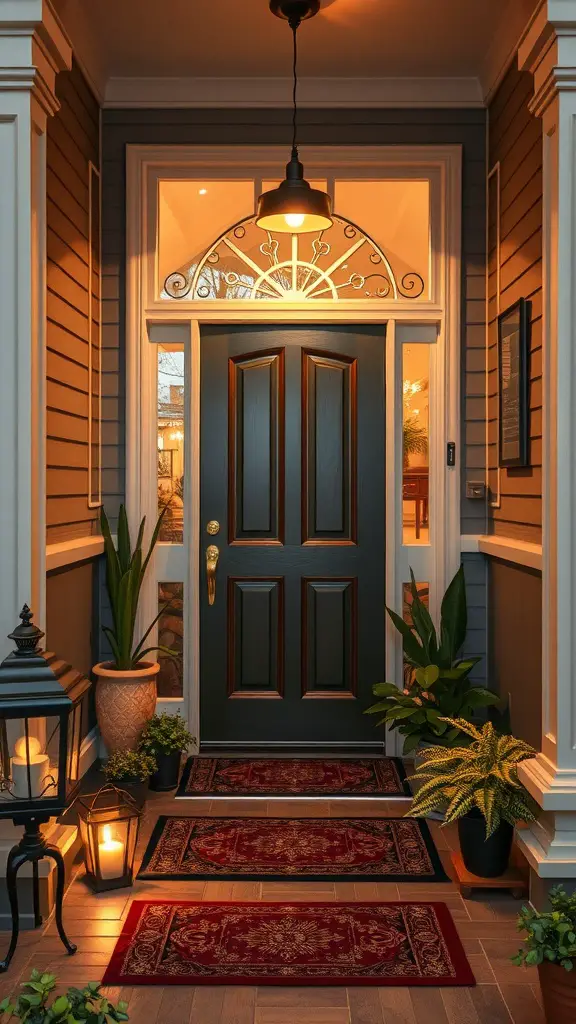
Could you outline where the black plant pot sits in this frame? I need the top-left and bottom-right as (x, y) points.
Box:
(116, 779), (149, 809)
(150, 751), (182, 792)
(458, 809), (514, 878)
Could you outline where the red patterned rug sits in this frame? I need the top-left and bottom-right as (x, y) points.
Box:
(176, 757), (410, 797)
(103, 900), (474, 986)
(138, 816), (448, 882)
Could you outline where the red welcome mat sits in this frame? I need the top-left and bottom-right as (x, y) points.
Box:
(176, 757), (410, 798)
(103, 900), (474, 987)
(138, 816), (448, 882)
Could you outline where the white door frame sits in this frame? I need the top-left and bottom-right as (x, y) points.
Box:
(125, 144), (462, 753)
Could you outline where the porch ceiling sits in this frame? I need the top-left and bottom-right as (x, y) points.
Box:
(52, 0), (538, 106)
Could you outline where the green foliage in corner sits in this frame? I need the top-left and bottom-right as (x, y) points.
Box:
(0, 970), (129, 1023)
(513, 886), (576, 972)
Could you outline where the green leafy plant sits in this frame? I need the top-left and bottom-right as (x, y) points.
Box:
(0, 970), (129, 1022)
(365, 566), (500, 753)
(100, 504), (175, 670)
(103, 749), (157, 784)
(403, 415), (428, 467)
(513, 886), (576, 972)
(408, 718), (539, 836)
(138, 711), (195, 756)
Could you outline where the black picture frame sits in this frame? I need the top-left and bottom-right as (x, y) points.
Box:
(498, 298), (530, 468)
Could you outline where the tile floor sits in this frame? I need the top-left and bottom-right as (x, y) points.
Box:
(0, 789), (544, 1024)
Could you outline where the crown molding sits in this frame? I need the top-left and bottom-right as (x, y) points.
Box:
(103, 75), (484, 109)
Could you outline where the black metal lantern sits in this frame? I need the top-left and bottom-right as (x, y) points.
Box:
(0, 605), (91, 972)
(76, 785), (141, 892)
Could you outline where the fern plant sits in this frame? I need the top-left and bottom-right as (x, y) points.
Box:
(365, 566), (500, 753)
(408, 718), (539, 837)
(100, 504), (175, 670)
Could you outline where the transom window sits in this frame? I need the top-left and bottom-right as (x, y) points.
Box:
(156, 176), (431, 303)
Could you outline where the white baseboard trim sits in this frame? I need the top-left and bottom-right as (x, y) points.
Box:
(79, 726), (100, 777)
(460, 534), (542, 570)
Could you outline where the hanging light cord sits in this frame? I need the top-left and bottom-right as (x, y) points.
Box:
(290, 16), (300, 156)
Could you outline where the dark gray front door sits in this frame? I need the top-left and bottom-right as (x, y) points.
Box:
(200, 325), (385, 748)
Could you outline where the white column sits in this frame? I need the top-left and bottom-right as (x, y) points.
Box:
(517, 1), (576, 877)
(0, 1), (71, 653)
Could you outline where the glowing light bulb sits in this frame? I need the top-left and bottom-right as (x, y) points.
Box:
(284, 213), (305, 228)
(14, 735), (41, 760)
(198, 188), (207, 195)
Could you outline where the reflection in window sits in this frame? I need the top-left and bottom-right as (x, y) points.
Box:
(334, 180), (430, 299)
(157, 344), (184, 543)
(157, 180), (255, 296)
(402, 581), (430, 688)
(402, 344), (430, 545)
(158, 582), (184, 698)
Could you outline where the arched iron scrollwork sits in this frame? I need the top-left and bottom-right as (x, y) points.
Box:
(163, 214), (425, 302)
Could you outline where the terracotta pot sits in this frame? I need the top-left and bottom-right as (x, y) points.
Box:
(94, 661), (159, 753)
(538, 960), (576, 1023)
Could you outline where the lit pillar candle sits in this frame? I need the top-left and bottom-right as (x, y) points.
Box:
(98, 825), (125, 879)
(10, 736), (50, 799)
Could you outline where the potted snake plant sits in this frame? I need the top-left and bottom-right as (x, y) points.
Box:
(408, 718), (539, 877)
(94, 504), (175, 753)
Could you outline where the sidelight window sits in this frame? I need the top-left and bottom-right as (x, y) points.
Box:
(157, 344), (185, 543)
(402, 343), (430, 545)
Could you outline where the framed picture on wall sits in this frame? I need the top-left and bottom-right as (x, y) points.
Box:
(498, 298), (530, 468)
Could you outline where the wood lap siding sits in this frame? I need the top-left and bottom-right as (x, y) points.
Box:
(47, 61), (101, 543)
(487, 64), (543, 543)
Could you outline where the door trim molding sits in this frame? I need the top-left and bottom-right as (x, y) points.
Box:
(125, 144), (463, 754)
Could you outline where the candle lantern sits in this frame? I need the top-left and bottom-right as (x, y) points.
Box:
(0, 605), (91, 972)
(76, 785), (141, 892)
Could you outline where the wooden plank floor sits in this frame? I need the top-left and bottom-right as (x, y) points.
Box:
(0, 790), (543, 1024)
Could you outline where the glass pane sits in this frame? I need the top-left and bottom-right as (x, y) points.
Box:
(334, 180), (430, 299)
(8, 718), (60, 800)
(158, 179), (255, 296)
(158, 582), (184, 698)
(402, 582), (429, 689)
(402, 343), (430, 545)
(157, 344), (184, 543)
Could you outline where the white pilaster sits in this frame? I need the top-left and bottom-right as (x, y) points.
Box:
(517, 0), (576, 876)
(0, 1), (71, 652)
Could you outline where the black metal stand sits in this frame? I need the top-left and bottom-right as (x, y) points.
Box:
(0, 817), (77, 972)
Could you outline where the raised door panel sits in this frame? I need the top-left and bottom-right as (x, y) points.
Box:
(302, 578), (357, 697)
(228, 349), (284, 544)
(227, 578), (284, 697)
(302, 351), (357, 544)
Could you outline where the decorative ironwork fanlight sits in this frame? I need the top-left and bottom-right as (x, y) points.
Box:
(256, 0), (333, 234)
(164, 214), (425, 302)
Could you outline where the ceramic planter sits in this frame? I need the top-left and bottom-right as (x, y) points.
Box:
(150, 751), (182, 791)
(458, 809), (513, 877)
(538, 960), (576, 1023)
(94, 661), (159, 753)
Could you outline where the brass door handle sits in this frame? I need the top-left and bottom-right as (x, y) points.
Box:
(206, 544), (219, 605)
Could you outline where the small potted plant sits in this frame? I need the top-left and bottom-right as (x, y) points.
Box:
(95, 504), (176, 752)
(0, 969), (129, 1022)
(138, 711), (195, 791)
(102, 749), (157, 808)
(408, 717), (539, 877)
(513, 886), (576, 1023)
(365, 566), (500, 754)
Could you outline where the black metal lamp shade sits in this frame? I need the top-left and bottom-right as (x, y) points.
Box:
(256, 152), (333, 235)
(0, 606), (90, 823)
(77, 785), (141, 892)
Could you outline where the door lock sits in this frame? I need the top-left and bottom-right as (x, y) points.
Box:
(206, 520), (220, 536)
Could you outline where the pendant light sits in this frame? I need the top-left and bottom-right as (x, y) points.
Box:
(256, 0), (333, 234)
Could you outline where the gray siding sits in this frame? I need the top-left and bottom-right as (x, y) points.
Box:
(101, 107), (487, 534)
